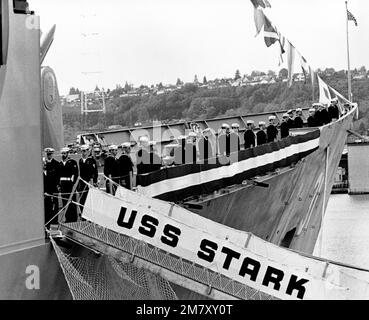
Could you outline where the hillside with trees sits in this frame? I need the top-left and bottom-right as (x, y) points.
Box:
(62, 67), (369, 143)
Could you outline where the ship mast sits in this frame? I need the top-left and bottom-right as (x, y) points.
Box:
(345, 1), (352, 102)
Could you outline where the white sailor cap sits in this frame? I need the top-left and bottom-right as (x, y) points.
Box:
(80, 145), (90, 151)
(246, 120), (254, 125)
(296, 108), (302, 112)
(108, 145), (118, 151)
(60, 147), (70, 153)
(231, 123), (240, 128)
(312, 103), (323, 107)
(287, 109), (293, 114)
(139, 136), (149, 143)
(149, 141), (157, 146)
(309, 108), (316, 112)
(221, 123), (230, 129)
(259, 121), (266, 126)
(93, 147), (101, 152)
(188, 132), (197, 137)
(268, 115), (276, 120)
(282, 113), (289, 118)
(121, 142), (131, 148)
(44, 147), (55, 154)
(177, 135), (187, 140)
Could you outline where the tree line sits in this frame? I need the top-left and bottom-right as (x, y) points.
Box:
(63, 68), (369, 143)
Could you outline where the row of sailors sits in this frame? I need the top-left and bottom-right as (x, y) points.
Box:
(307, 100), (340, 127)
(171, 101), (341, 162)
(43, 144), (134, 226)
(219, 99), (341, 151)
(102, 100), (342, 173)
(190, 113), (295, 158)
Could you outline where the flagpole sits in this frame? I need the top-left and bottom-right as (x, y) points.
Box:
(345, 1), (352, 102)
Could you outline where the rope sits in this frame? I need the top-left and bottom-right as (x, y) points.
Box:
(44, 201), (69, 228)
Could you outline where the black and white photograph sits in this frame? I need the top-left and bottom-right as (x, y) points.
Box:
(1, 0), (369, 305)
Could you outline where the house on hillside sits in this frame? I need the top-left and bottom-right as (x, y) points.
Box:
(294, 73), (305, 82)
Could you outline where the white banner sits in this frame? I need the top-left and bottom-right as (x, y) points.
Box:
(128, 137), (320, 198)
(318, 75), (332, 105)
(83, 187), (369, 300)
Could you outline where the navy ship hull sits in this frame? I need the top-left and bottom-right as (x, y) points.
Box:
(183, 108), (355, 254)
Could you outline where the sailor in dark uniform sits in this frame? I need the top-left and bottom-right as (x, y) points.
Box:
(136, 136), (151, 174)
(43, 148), (60, 228)
(104, 145), (119, 194)
(320, 104), (331, 125)
(267, 115), (278, 143)
(286, 110), (295, 129)
(198, 129), (214, 162)
(218, 123), (230, 156)
(244, 120), (256, 149)
(118, 142), (134, 190)
(256, 121), (267, 146)
(222, 124), (236, 156)
(328, 98), (340, 121)
(91, 146), (104, 169)
(313, 103), (323, 127)
(293, 108), (304, 128)
(307, 108), (317, 127)
(59, 147), (79, 223)
(230, 123), (241, 153)
(78, 145), (98, 206)
(280, 113), (290, 139)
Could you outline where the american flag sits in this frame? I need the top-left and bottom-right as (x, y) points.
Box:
(347, 9), (358, 26)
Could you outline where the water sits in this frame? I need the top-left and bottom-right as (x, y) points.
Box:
(314, 194), (369, 270)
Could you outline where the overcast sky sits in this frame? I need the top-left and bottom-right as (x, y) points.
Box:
(31, 0), (367, 95)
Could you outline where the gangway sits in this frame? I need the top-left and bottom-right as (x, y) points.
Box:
(51, 184), (369, 300)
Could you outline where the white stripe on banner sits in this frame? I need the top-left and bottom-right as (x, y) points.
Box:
(133, 137), (320, 198)
(82, 187), (369, 300)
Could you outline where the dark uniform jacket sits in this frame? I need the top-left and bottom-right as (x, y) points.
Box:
(118, 154), (134, 177)
(287, 118), (295, 129)
(256, 130), (267, 146)
(59, 158), (79, 184)
(244, 129), (256, 149)
(307, 116), (318, 127)
(294, 116), (304, 128)
(104, 155), (120, 180)
(79, 157), (98, 184)
(328, 105), (339, 120)
(314, 110), (323, 127)
(44, 158), (60, 193)
(320, 108), (331, 125)
(266, 125), (278, 142)
(280, 122), (289, 139)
